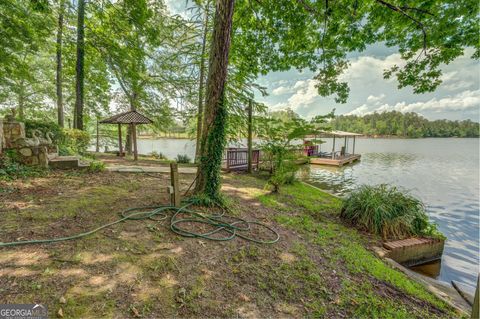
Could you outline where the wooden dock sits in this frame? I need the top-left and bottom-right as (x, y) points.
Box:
(309, 154), (361, 166)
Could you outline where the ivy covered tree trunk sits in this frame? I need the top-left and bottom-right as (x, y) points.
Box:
(194, 2), (210, 163)
(74, 0), (85, 130)
(194, 0), (235, 200)
(56, 0), (64, 128)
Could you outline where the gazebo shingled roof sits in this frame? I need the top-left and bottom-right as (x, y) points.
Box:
(99, 110), (152, 161)
(99, 110), (153, 125)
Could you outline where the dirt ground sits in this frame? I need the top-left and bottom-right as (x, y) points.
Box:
(0, 170), (458, 318)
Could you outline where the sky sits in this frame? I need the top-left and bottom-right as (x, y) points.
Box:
(255, 45), (480, 121)
(167, 1), (480, 122)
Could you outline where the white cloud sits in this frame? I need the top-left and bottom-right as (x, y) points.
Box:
(345, 104), (370, 116)
(258, 47), (479, 121)
(347, 90), (480, 116)
(367, 94), (386, 104)
(341, 54), (403, 81)
(271, 86), (292, 96)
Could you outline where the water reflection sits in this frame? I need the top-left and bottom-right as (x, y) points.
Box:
(300, 138), (480, 289)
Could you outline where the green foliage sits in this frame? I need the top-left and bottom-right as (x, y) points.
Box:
(256, 112), (333, 192)
(0, 151), (47, 181)
(198, 94), (228, 201)
(341, 184), (444, 240)
(149, 151), (167, 160)
(232, 0), (479, 101)
(86, 160), (105, 173)
(333, 111), (480, 138)
(59, 129), (91, 156)
(267, 161), (297, 193)
(175, 154), (191, 164)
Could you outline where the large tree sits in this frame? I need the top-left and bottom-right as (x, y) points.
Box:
(194, 0), (478, 200)
(194, 0), (235, 199)
(74, 0), (85, 130)
(56, 0), (65, 127)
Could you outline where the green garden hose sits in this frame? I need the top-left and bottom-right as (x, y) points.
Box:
(0, 198), (279, 247)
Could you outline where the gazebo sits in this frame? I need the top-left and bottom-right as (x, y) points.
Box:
(99, 110), (153, 161)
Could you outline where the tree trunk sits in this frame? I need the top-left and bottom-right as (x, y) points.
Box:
(74, 0), (85, 130)
(18, 87), (25, 121)
(194, 0), (235, 200)
(56, 0), (64, 128)
(125, 93), (137, 155)
(126, 126), (133, 155)
(247, 99), (253, 173)
(194, 2), (210, 163)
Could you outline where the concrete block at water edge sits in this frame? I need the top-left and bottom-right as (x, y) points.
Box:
(383, 237), (445, 267)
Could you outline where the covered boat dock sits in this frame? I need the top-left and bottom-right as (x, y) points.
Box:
(305, 130), (363, 166)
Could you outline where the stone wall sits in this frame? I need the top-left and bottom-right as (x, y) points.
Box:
(1, 120), (49, 168)
(3, 121), (25, 148)
(15, 146), (49, 168)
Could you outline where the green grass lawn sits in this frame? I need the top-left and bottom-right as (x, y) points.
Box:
(0, 171), (463, 318)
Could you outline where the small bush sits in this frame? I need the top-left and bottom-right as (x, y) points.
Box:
(86, 160), (105, 173)
(149, 151), (167, 160)
(175, 154), (191, 164)
(59, 129), (90, 155)
(267, 161), (297, 193)
(340, 184), (443, 240)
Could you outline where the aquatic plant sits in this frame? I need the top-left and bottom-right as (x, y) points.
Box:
(175, 154), (191, 164)
(340, 184), (444, 240)
(149, 151), (167, 160)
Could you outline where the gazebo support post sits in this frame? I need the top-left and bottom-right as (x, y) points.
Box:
(132, 123), (138, 161)
(353, 136), (356, 155)
(332, 135), (336, 159)
(118, 124), (123, 157)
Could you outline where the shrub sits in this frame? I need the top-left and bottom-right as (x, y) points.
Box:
(149, 151), (167, 160)
(175, 154), (191, 164)
(340, 184), (443, 240)
(86, 160), (105, 173)
(59, 129), (91, 155)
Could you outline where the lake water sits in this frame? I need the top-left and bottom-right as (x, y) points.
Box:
(136, 137), (479, 288)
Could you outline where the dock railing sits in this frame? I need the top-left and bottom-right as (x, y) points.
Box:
(224, 148), (260, 171)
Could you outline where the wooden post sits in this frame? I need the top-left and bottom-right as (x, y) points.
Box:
(247, 99), (253, 173)
(132, 123), (138, 161)
(332, 135), (336, 159)
(170, 162), (180, 207)
(118, 124), (123, 157)
(344, 136), (347, 154)
(95, 118), (99, 153)
(472, 275), (479, 319)
(353, 136), (356, 155)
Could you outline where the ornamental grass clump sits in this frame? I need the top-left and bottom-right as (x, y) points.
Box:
(341, 184), (443, 240)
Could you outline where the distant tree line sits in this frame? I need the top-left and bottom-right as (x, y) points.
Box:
(332, 111), (479, 138)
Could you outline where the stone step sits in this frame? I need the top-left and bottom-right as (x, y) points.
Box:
(47, 152), (58, 160)
(48, 156), (80, 169)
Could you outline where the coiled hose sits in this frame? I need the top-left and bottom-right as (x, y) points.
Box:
(0, 198), (279, 247)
